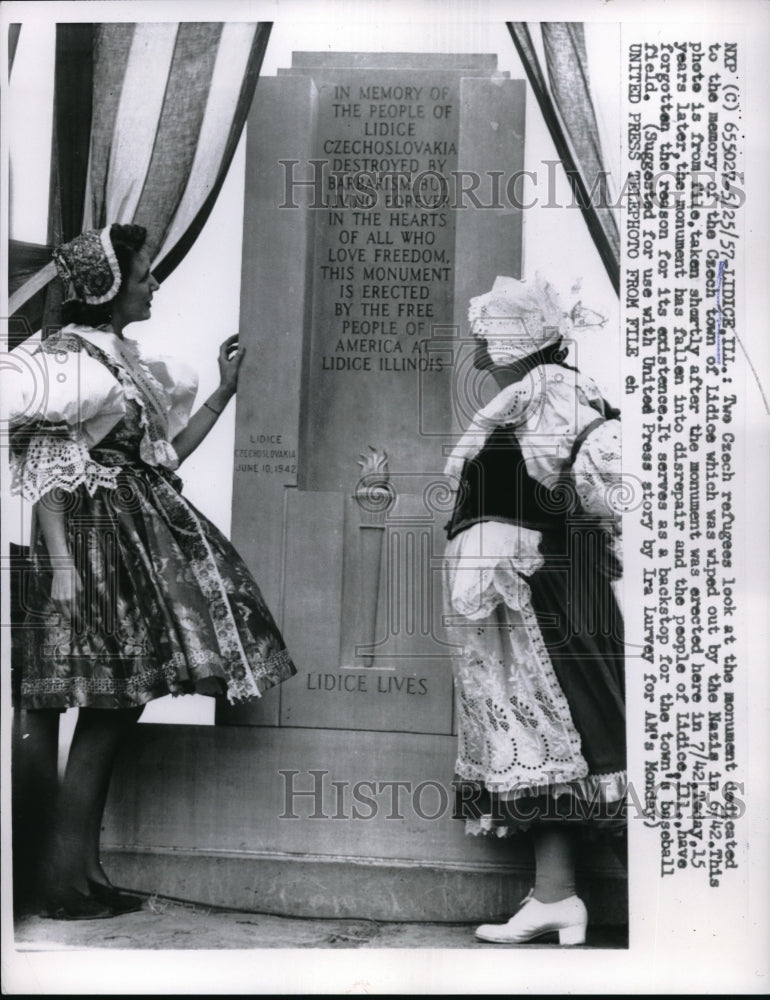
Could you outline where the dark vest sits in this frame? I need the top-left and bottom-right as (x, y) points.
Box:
(444, 345), (620, 542)
(444, 426), (569, 540)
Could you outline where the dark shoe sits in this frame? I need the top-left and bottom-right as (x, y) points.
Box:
(43, 887), (114, 921)
(87, 879), (145, 914)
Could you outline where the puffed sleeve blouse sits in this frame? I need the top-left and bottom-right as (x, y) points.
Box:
(443, 363), (623, 618)
(444, 364), (622, 532)
(3, 324), (198, 504)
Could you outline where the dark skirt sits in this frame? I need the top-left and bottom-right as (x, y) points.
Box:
(18, 463), (296, 710)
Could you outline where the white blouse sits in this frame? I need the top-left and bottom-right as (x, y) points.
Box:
(4, 324), (198, 504)
(444, 364), (623, 612)
(444, 364), (622, 529)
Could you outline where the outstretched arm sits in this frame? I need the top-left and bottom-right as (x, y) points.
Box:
(172, 334), (245, 464)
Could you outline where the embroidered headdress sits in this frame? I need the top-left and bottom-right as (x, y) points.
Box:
(468, 274), (572, 365)
(53, 227), (122, 305)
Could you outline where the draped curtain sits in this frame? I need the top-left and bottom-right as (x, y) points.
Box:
(9, 23), (21, 73)
(508, 22), (619, 295)
(9, 21), (271, 346)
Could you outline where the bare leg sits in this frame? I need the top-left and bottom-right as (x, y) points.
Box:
(48, 706), (143, 895)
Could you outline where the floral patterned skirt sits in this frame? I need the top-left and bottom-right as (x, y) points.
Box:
(18, 462), (296, 709)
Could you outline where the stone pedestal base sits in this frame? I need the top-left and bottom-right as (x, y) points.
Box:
(102, 724), (627, 925)
(103, 849), (628, 926)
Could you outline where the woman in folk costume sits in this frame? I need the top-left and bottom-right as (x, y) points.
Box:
(443, 274), (625, 945)
(8, 225), (296, 920)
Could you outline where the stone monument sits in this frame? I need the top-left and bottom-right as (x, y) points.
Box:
(102, 52), (626, 923)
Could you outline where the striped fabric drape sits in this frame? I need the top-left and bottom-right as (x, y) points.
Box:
(8, 24), (94, 343)
(508, 22), (620, 295)
(9, 23), (21, 72)
(9, 21), (271, 341)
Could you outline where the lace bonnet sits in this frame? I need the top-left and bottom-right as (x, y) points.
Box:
(53, 227), (122, 305)
(468, 274), (571, 365)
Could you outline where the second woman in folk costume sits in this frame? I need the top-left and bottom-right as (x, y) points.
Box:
(443, 274), (625, 946)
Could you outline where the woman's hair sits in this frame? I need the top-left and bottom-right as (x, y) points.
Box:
(61, 223), (148, 327)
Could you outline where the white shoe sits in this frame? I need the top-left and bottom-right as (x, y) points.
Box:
(475, 891), (588, 945)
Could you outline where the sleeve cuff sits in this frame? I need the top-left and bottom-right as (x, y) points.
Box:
(12, 432), (121, 505)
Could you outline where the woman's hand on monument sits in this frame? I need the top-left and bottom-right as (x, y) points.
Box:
(218, 334), (246, 395)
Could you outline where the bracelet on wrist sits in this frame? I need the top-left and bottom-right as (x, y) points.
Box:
(204, 401), (223, 416)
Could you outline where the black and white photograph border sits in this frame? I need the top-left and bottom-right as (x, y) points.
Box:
(1, 0), (769, 995)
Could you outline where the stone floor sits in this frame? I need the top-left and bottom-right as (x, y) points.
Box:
(6, 896), (628, 995)
(13, 891), (628, 950)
